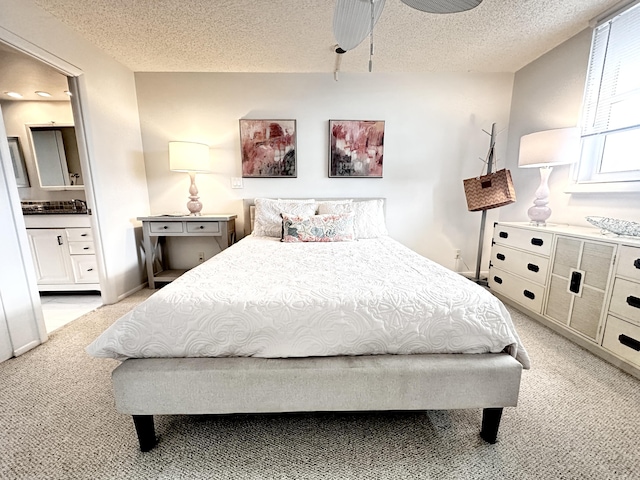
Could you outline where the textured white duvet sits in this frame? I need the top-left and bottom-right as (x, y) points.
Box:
(86, 236), (530, 368)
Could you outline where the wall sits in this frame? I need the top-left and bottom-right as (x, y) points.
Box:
(0, 106), (46, 358)
(135, 72), (515, 270)
(502, 28), (640, 225)
(0, 100), (86, 202)
(0, 0), (150, 306)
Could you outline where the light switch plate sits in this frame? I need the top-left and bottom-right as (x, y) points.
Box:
(231, 177), (244, 189)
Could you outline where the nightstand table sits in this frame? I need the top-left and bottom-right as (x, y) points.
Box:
(138, 214), (237, 288)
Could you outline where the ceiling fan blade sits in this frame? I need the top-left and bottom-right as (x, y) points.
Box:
(400, 0), (482, 14)
(333, 0), (386, 51)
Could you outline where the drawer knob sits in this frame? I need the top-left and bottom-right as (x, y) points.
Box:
(87, 268), (93, 272)
(57, 235), (63, 246)
(199, 225), (204, 229)
(163, 226), (168, 229)
(531, 238), (544, 246)
(618, 334), (640, 352)
(569, 271), (582, 294)
(634, 258), (640, 269)
(81, 233), (88, 237)
(493, 276), (503, 284)
(626, 295), (640, 309)
(499, 232), (508, 239)
(84, 247), (90, 250)
(527, 263), (540, 273)
(496, 253), (505, 261)
(523, 290), (535, 300)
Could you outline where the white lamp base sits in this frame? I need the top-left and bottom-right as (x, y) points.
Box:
(186, 172), (203, 216)
(527, 166), (553, 226)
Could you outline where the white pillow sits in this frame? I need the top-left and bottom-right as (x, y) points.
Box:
(319, 199), (388, 239)
(253, 198), (318, 237)
(277, 198), (316, 203)
(317, 199), (353, 211)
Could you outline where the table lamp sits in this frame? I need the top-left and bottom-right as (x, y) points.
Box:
(169, 141), (212, 216)
(518, 128), (580, 226)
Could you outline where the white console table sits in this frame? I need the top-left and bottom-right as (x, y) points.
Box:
(138, 215), (236, 288)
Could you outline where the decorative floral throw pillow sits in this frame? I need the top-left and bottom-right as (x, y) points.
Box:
(281, 213), (355, 242)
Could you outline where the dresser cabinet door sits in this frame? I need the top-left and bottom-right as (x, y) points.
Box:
(545, 236), (615, 342)
(27, 228), (75, 284)
(570, 242), (615, 339)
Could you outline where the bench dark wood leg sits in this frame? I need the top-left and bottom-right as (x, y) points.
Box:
(132, 415), (157, 452)
(480, 407), (503, 444)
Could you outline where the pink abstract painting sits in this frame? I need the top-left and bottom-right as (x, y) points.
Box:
(329, 120), (384, 178)
(240, 119), (296, 177)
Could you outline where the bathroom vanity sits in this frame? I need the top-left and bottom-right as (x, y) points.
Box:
(23, 203), (99, 292)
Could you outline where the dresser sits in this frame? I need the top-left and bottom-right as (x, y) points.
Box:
(138, 215), (237, 288)
(488, 222), (640, 378)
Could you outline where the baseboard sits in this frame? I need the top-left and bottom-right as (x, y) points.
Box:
(115, 282), (149, 304)
(38, 284), (100, 292)
(14, 340), (40, 357)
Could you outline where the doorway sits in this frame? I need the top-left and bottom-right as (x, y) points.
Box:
(0, 41), (105, 344)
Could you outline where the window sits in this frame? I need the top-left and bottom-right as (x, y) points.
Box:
(571, 1), (640, 192)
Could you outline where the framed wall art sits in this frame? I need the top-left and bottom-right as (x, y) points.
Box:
(239, 119), (297, 178)
(7, 137), (30, 187)
(329, 120), (384, 178)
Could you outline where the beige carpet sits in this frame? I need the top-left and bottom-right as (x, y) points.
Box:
(0, 288), (638, 479)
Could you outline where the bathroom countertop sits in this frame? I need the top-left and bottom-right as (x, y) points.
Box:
(21, 200), (89, 215)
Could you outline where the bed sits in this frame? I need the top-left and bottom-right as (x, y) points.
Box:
(87, 198), (529, 451)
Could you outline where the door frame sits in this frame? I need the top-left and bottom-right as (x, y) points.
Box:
(0, 26), (110, 302)
(0, 26), (111, 360)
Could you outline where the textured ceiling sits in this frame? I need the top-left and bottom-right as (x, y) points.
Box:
(30, 0), (621, 74)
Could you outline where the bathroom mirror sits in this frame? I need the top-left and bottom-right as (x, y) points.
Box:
(28, 125), (83, 189)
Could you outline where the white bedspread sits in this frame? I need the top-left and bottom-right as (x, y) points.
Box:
(86, 236), (530, 368)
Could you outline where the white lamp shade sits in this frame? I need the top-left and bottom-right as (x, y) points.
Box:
(169, 142), (212, 173)
(518, 127), (581, 168)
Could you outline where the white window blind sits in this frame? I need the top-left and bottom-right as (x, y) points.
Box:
(582, 2), (640, 137)
(570, 1), (640, 191)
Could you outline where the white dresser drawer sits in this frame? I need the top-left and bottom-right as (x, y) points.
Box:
(187, 222), (220, 233)
(602, 315), (640, 368)
(490, 245), (549, 286)
(493, 224), (553, 256)
(68, 242), (95, 255)
(71, 255), (99, 283)
(608, 277), (640, 326)
(488, 267), (545, 314)
(66, 227), (93, 242)
(150, 221), (184, 233)
(615, 245), (640, 281)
